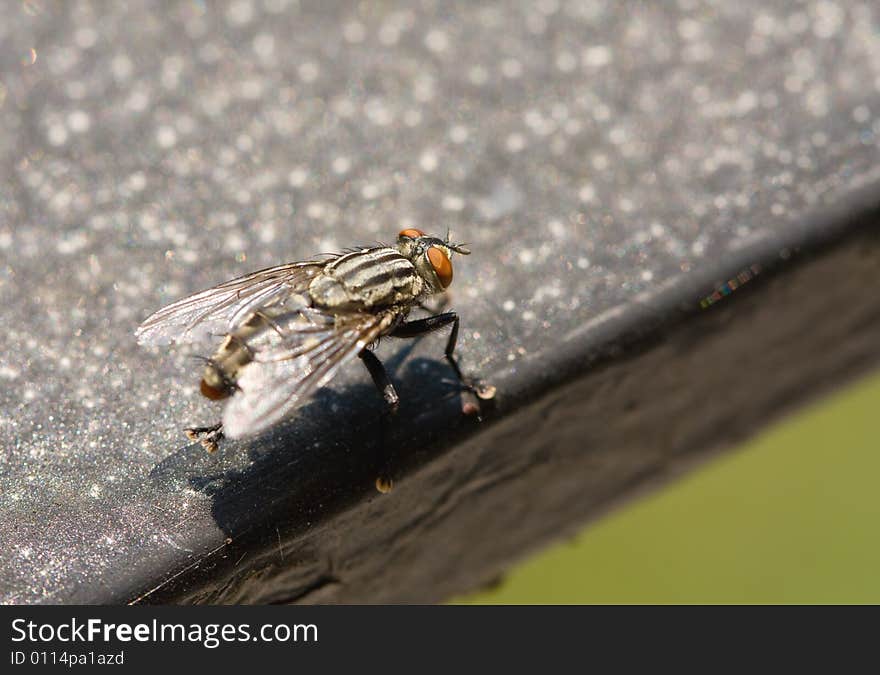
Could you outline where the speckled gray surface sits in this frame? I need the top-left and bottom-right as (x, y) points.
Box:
(1, 1), (880, 603)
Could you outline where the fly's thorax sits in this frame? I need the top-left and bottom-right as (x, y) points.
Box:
(311, 247), (424, 309)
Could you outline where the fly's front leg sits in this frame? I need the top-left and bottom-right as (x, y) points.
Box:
(391, 312), (496, 407)
(185, 421), (224, 453)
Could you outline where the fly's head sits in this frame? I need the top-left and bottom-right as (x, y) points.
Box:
(396, 228), (470, 294)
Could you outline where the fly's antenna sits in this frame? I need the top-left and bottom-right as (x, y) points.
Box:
(445, 228), (471, 255)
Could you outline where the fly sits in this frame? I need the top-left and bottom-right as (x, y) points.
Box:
(136, 228), (495, 462)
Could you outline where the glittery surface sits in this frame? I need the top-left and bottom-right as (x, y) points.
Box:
(2, 1), (879, 603)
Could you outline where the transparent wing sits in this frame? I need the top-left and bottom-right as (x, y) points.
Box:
(222, 310), (391, 439)
(135, 261), (327, 346)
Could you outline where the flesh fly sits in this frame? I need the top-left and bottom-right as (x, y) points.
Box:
(136, 228), (493, 460)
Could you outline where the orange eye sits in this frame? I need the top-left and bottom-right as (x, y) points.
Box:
(427, 246), (453, 288)
(398, 228), (425, 239)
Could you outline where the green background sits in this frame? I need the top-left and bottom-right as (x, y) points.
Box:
(460, 370), (880, 604)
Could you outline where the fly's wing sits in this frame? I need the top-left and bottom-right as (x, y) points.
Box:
(222, 310), (392, 439)
(135, 261), (327, 346)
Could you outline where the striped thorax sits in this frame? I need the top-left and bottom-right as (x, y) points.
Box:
(310, 246), (424, 310)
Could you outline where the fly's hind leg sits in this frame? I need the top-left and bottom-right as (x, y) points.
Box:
(185, 422), (225, 453)
(390, 312), (496, 409)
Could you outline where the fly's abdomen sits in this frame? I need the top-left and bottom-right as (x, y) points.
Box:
(313, 247), (421, 309)
(199, 293), (312, 400)
(200, 333), (253, 400)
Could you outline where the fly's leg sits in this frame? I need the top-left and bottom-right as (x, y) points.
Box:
(373, 411), (395, 495)
(185, 422), (224, 453)
(359, 348), (398, 493)
(358, 348), (400, 411)
(391, 312), (496, 409)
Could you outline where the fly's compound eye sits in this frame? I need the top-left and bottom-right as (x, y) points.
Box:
(398, 228), (425, 239)
(427, 246), (453, 288)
